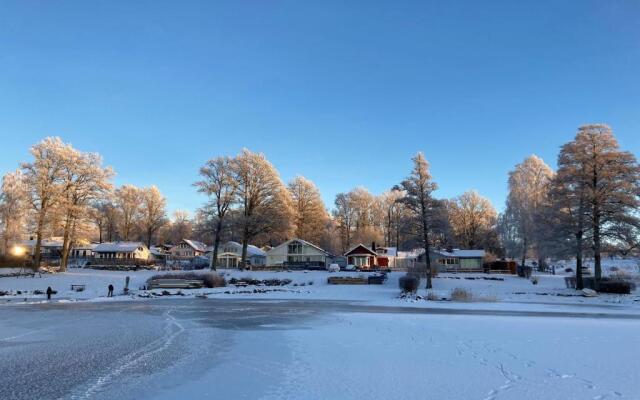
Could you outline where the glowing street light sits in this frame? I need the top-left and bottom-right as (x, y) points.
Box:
(12, 245), (26, 257)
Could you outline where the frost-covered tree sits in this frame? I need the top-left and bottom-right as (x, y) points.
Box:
(558, 125), (640, 285)
(58, 148), (113, 270)
(288, 176), (328, 245)
(161, 210), (194, 245)
(380, 189), (406, 248)
(447, 190), (498, 250)
(234, 149), (294, 268)
(195, 156), (238, 270)
(0, 170), (27, 255)
(400, 152), (439, 289)
(115, 185), (143, 241)
(505, 155), (554, 268)
(91, 198), (119, 243)
(21, 137), (71, 267)
(140, 186), (167, 248)
(333, 192), (356, 253)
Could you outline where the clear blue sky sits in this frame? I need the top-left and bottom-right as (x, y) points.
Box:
(1, 1), (639, 215)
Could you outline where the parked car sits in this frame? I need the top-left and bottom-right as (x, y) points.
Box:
(343, 264), (357, 271)
(327, 263), (341, 272)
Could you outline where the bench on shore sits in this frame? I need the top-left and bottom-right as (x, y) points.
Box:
(70, 284), (86, 292)
(147, 279), (204, 289)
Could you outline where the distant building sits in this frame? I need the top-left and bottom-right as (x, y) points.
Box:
(22, 238), (64, 259)
(70, 244), (96, 259)
(209, 241), (266, 268)
(418, 248), (486, 272)
(93, 242), (151, 263)
(169, 239), (208, 259)
(344, 244), (379, 269)
(266, 239), (331, 269)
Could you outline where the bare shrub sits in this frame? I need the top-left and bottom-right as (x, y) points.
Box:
(598, 281), (632, 294)
(399, 274), (420, 292)
(609, 270), (631, 281)
(450, 287), (473, 301)
(202, 273), (226, 288)
(426, 291), (439, 301)
(147, 272), (226, 288)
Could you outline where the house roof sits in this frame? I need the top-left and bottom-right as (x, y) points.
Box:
(94, 242), (147, 253)
(269, 238), (330, 256)
(182, 239), (208, 253)
(376, 246), (398, 257)
(432, 249), (485, 258)
(206, 241), (266, 257)
(344, 243), (377, 256)
(22, 239), (64, 248)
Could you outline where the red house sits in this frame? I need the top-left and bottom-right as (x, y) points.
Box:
(345, 244), (380, 269)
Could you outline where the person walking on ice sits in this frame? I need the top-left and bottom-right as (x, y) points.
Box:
(108, 284), (114, 297)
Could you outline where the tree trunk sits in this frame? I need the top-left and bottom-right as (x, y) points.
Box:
(575, 230), (584, 290)
(209, 219), (223, 271)
(240, 233), (249, 270)
(520, 237), (527, 268)
(3, 230), (8, 257)
(421, 201), (432, 289)
(33, 209), (46, 270)
(60, 214), (73, 272)
(593, 208), (602, 287)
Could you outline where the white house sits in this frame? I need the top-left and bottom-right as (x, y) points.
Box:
(70, 244), (96, 259)
(169, 239), (208, 259)
(21, 238), (64, 259)
(418, 248), (486, 271)
(93, 242), (151, 262)
(266, 239), (331, 269)
(210, 241), (266, 268)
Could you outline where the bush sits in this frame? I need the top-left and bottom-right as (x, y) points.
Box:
(598, 280), (632, 294)
(426, 291), (439, 301)
(399, 274), (420, 292)
(147, 272), (226, 288)
(202, 273), (226, 288)
(451, 287), (473, 301)
(609, 270), (631, 281)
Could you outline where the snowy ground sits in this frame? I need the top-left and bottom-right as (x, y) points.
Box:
(0, 299), (638, 400)
(1, 265), (639, 315)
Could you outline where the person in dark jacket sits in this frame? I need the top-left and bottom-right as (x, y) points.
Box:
(108, 284), (114, 297)
(46, 286), (53, 300)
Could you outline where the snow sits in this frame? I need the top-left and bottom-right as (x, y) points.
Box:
(1, 263), (640, 399)
(94, 241), (146, 252)
(1, 264), (639, 316)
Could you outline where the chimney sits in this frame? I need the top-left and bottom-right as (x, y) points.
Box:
(371, 241), (376, 251)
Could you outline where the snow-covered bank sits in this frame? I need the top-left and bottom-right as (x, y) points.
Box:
(1, 268), (639, 315)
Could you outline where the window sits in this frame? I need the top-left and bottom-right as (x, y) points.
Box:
(353, 256), (369, 267)
(288, 242), (303, 254)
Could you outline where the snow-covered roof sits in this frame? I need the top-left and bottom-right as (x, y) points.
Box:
(344, 243), (377, 256)
(182, 239), (208, 253)
(433, 249), (485, 258)
(94, 242), (147, 253)
(22, 239), (64, 248)
(376, 247), (398, 257)
(211, 241), (266, 257)
(270, 238), (331, 256)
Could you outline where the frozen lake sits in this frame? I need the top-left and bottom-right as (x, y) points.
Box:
(1, 299), (639, 400)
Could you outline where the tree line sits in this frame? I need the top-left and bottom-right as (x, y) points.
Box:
(1, 124), (639, 289)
